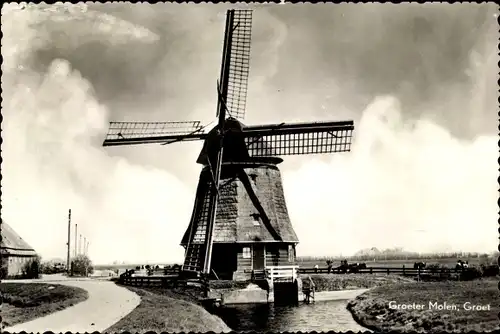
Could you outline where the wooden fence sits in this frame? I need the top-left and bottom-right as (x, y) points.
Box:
(118, 265), (461, 288)
(119, 271), (209, 289)
(298, 266), (423, 276)
(298, 266), (464, 281)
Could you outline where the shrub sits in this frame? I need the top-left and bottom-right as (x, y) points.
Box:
(71, 254), (94, 276)
(479, 264), (499, 277)
(21, 256), (41, 279)
(0, 265), (8, 279)
(460, 266), (482, 281)
(40, 261), (67, 274)
(426, 264), (441, 273)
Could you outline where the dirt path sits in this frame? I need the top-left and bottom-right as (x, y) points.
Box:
(2, 277), (140, 332)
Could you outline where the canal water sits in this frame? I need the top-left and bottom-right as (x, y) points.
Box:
(214, 299), (369, 332)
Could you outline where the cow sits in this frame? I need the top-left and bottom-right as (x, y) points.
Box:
(347, 263), (366, 273)
(326, 260), (333, 274)
(348, 264), (360, 273)
(414, 262), (426, 270)
(338, 260), (349, 274)
(455, 260), (465, 272)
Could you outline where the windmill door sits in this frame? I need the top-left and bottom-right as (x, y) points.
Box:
(253, 245), (265, 270)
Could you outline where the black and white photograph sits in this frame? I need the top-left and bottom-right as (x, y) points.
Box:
(1, 2), (498, 333)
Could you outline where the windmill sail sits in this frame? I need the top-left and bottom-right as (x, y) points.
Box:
(103, 121), (207, 146)
(242, 120), (354, 157)
(218, 9), (252, 121)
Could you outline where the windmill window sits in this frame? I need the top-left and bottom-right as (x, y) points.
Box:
(243, 247), (251, 259)
(251, 213), (260, 226)
(288, 245), (295, 262)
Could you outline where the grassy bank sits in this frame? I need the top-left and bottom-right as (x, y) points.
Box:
(106, 286), (231, 333)
(347, 278), (499, 332)
(303, 273), (414, 292)
(0, 283), (89, 328)
(209, 280), (251, 290)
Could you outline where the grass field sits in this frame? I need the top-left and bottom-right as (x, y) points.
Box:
(303, 273), (415, 292)
(0, 283), (89, 328)
(347, 278), (499, 333)
(106, 285), (231, 333)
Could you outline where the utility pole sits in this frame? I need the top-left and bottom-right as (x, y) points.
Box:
(66, 209), (71, 276)
(79, 234), (82, 255)
(84, 237), (87, 255)
(74, 223), (78, 257)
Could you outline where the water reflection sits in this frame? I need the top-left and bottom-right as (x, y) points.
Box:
(215, 300), (369, 332)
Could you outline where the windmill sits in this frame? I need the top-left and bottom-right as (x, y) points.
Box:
(103, 9), (354, 282)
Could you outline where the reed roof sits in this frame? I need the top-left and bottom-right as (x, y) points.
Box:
(181, 162), (299, 245)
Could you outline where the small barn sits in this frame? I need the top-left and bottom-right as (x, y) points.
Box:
(1, 221), (38, 278)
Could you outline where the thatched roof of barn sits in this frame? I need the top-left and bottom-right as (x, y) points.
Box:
(1, 221), (37, 256)
(181, 162), (299, 245)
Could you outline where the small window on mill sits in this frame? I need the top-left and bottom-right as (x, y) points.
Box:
(243, 247), (251, 259)
(288, 245), (295, 262)
(251, 213), (260, 226)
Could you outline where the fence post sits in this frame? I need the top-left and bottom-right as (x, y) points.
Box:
(387, 268), (389, 275)
(403, 266), (405, 275)
(370, 268), (373, 274)
(418, 267), (420, 282)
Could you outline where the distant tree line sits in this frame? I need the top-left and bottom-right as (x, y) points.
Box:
(297, 250), (499, 263)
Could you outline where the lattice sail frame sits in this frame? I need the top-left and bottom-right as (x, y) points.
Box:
(225, 9), (252, 120)
(105, 121), (203, 140)
(242, 121), (354, 157)
(103, 121), (207, 146)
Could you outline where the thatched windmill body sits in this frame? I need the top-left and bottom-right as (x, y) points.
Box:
(103, 9), (354, 281)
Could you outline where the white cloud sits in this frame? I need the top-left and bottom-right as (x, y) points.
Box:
(285, 96), (497, 256)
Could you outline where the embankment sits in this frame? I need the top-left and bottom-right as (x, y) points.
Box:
(0, 283), (89, 328)
(106, 286), (231, 333)
(347, 278), (499, 333)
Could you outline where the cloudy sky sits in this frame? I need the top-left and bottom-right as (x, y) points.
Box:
(2, 3), (498, 265)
